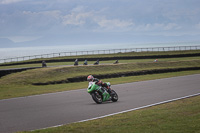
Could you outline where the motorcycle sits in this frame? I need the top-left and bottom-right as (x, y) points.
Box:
(87, 82), (118, 104)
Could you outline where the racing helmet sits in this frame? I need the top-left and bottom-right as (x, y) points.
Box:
(87, 75), (94, 82)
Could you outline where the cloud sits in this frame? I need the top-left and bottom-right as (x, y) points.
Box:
(164, 23), (181, 30)
(0, 0), (24, 4)
(0, 0), (200, 46)
(62, 12), (134, 31)
(71, 5), (87, 13)
(21, 10), (62, 32)
(94, 17), (134, 31)
(62, 12), (93, 26)
(6, 36), (41, 43)
(196, 22), (200, 29)
(135, 23), (181, 32)
(23, 10), (61, 19)
(61, 6), (134, 31)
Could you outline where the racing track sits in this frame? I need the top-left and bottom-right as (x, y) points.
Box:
(0, 74), (200, 133)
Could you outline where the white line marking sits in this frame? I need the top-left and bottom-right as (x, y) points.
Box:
(38, 92), (200, 131)
(77, 92), (200, 123)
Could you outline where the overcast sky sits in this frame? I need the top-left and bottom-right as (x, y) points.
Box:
(0, 0), (200, 47)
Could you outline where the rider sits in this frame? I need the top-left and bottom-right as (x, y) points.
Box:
(87, 75), (113, 95)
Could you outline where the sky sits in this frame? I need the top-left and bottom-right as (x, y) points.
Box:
(0, 0), (200, 47)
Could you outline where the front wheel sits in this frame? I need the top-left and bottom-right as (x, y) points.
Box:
(91, 92), (103, 104)
(111, 90), (118, 102)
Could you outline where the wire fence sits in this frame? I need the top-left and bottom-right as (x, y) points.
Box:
(1, 45), (200, 64)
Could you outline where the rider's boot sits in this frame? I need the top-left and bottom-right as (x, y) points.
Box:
(107, 86), (114, 96)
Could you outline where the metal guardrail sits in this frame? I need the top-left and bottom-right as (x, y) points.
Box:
(1, 45), (200, 64)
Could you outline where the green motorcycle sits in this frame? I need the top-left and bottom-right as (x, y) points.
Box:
(87, 82), (118, 104)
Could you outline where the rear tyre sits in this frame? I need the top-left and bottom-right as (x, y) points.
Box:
(91, 92), (103, 104)
(111, 90), (118, 102)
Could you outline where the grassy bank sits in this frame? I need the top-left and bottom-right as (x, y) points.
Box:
(20, 94), (200, 133)
(2, 60), (200, 84)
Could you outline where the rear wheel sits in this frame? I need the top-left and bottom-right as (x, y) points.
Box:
(111, 90), (118, 102)
(91, 92), (103, 104)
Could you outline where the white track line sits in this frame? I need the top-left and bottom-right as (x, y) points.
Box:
(41, 92), (200, 130)
(77, 92), (200, 123)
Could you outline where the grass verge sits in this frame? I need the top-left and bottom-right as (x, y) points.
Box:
(19, 94), (200, 133)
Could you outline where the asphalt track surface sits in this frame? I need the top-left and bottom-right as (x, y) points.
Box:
(0, 74), (200, 133)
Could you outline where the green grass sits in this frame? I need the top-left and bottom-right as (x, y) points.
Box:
(20, 94), (200, 133)
(1, 56), (200, 69)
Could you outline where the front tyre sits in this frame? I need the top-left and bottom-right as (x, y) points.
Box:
(111, 90), (118, 102)
(91, 92), (103, 104)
